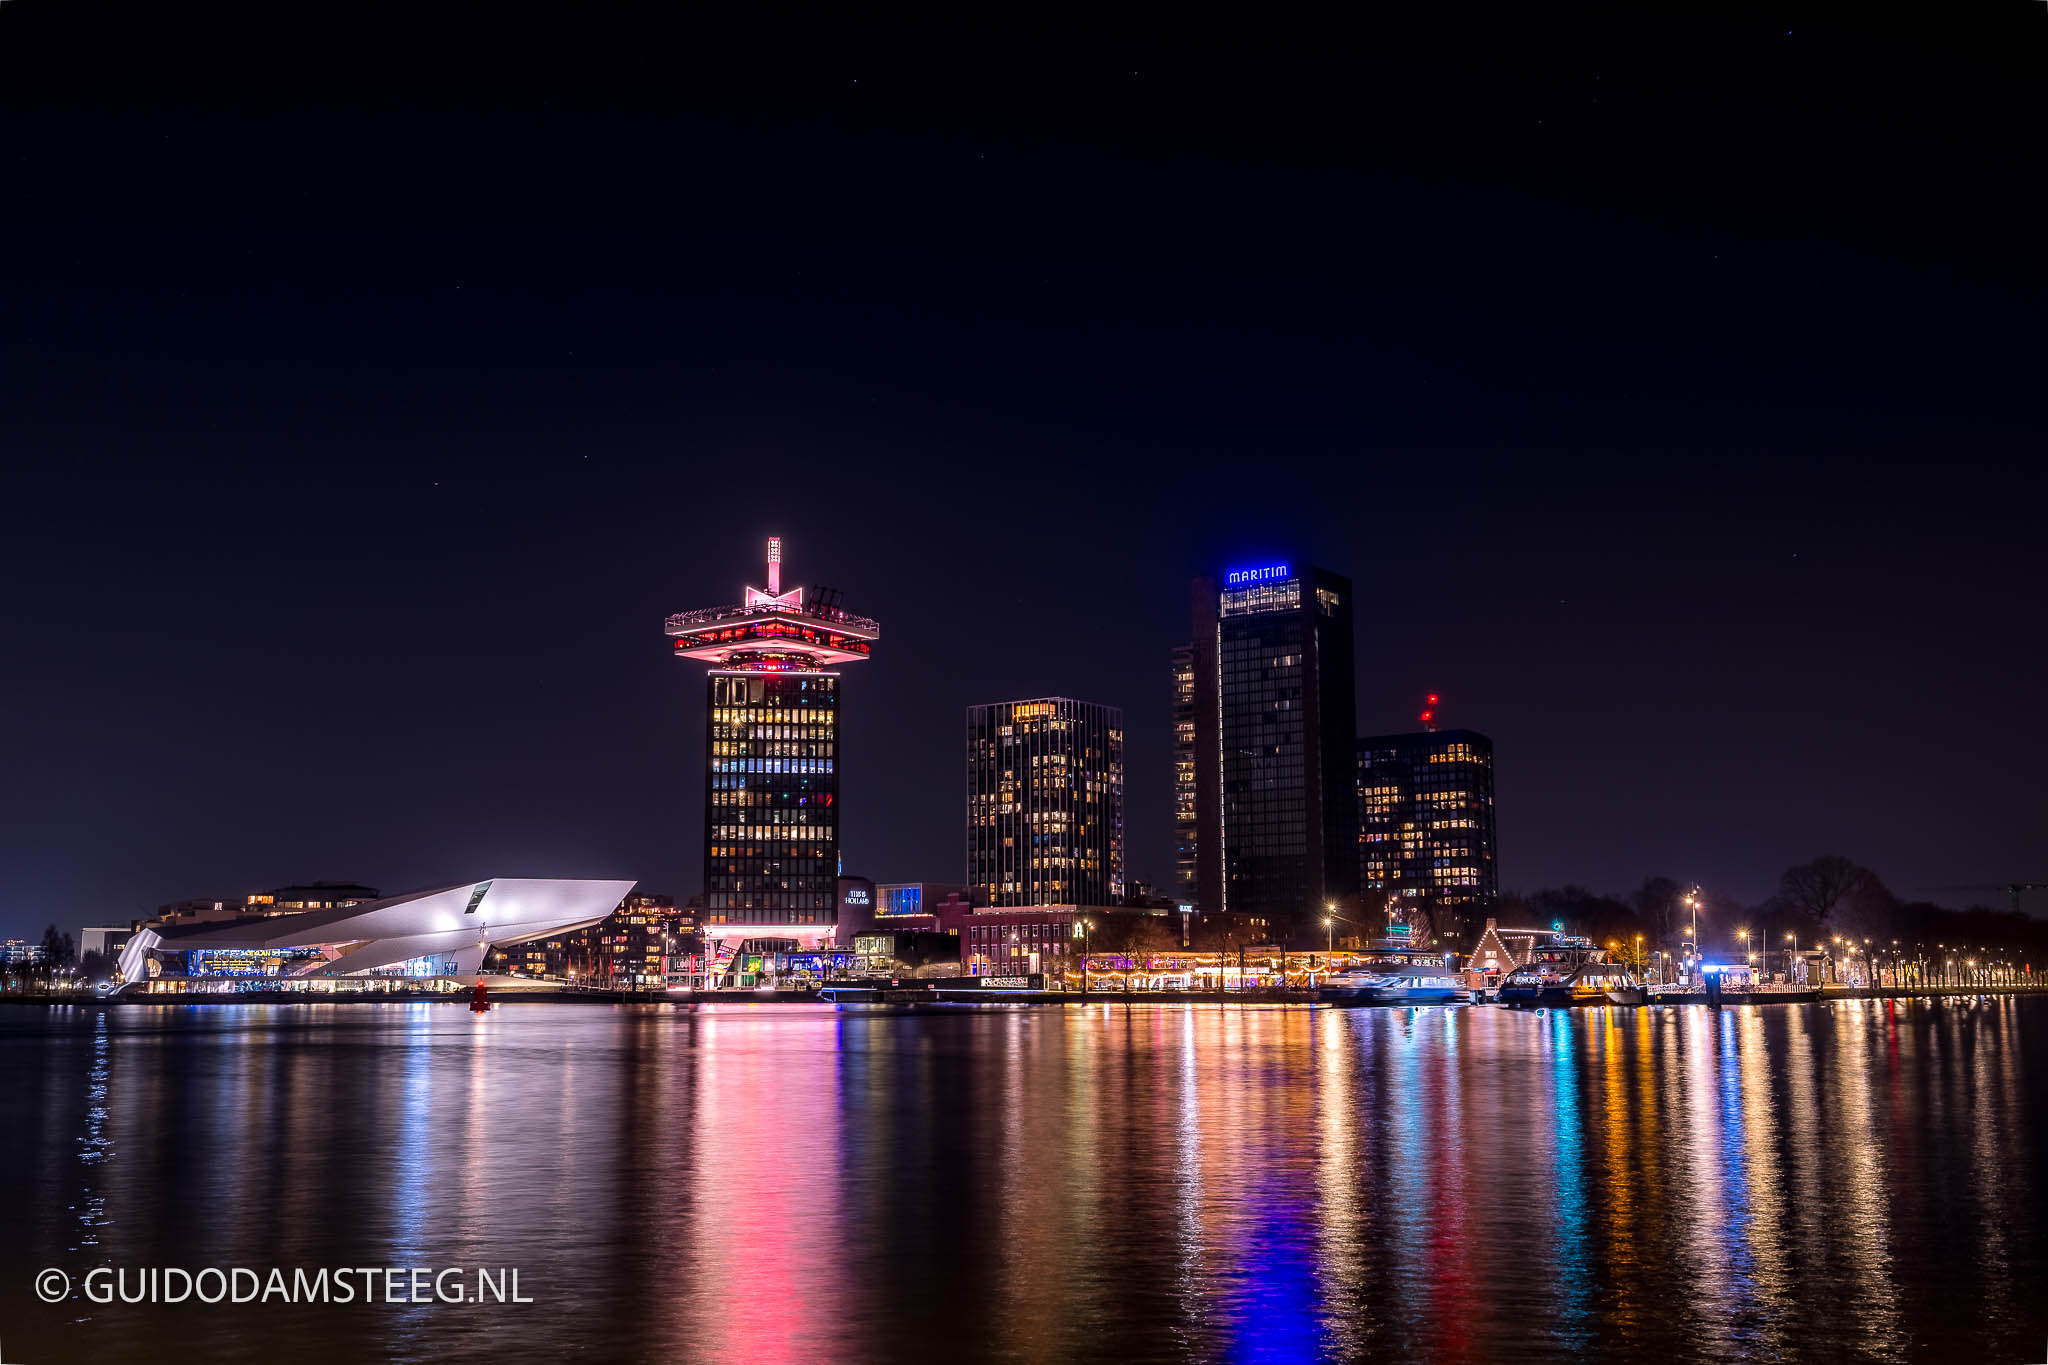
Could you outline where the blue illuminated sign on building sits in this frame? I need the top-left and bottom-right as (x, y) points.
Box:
(1225, 563), (1291, 587)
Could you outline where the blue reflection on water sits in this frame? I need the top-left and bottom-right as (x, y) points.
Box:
(1228, 1184), (1322, 1363)
(1550, 1009), (1592, 1350)
(1714, 1013), (1758, 1305)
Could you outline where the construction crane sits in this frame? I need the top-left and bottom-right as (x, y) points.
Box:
(1918, 883), (2048, 916)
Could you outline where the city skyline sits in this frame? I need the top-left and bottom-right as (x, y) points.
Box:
(6, 8), (2047, 1365)
(7, 510), (2039, 940)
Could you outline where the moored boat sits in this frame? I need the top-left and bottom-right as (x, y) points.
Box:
(1320, 962), (1470, 1006)
(1496, 960), (1571, 1006)
(1563, 960), (1646, 1005)
(1499, 958), (1647, 1007)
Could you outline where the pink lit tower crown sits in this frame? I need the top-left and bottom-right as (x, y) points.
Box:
(666, 538), (880, 948)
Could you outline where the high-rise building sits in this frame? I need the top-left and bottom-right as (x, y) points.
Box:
(1191, 562), (1358, 933)
(1171, 642), (1198, 904)
(1357, 729), (1497, 948)
(666, 537), (880, 947)
(966, 697), (1125, 907)
(488, 893), (688, 986)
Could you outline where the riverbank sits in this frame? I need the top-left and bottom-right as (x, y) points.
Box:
(4, 982), (2043, 1008)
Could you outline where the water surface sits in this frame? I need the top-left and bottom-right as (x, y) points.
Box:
(4, 998), (2044, 1362)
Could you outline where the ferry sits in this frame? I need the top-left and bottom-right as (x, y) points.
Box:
(1498, 958), (1647, 1007)
(1319, 962), (1471, 1006)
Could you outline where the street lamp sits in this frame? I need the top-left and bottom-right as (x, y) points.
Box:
(1325, 916), (1334, 955)
(1785, 932), (1798, 985)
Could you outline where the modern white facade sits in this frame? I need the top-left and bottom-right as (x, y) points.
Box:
(117, 878), (636, 987)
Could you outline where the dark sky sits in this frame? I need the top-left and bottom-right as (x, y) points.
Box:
(3, 2), (2044, 938)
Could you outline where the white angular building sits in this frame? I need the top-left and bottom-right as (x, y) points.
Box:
(117, 877), (636, 992)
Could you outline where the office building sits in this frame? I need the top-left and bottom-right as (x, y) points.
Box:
(1171, 642), (1198, 904)
(966, 697), (1125, 907)
(256, 882), (382, 913)
(154, 883), (381, 928)
(1357, 729), (1497, 948)
(667, 537), (879, 948)
(961, 906), (1075, 978)
(487, 892), (687, 985)
(1191, 562), (1358, 934)
(79, 927), (132, 962)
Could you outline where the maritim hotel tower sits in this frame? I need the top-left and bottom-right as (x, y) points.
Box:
(667, 538), (879, 948)
(1189, 561), (1358, 934)
(967, 698), (1125, 907)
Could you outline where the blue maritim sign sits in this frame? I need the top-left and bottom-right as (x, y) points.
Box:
(1224, 563), (1291, 586)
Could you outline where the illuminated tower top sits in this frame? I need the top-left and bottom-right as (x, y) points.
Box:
(666, 536), (880, 671)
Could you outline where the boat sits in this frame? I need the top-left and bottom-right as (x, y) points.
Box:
(1495, 959), (1572, 1006)
(1498, 958), (1646, 1007)
(1319, 962), (1470, 1006)
(1565, 961), (1646, 1005)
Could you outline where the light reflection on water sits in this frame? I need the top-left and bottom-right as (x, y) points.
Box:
(4, 997), (2045, 1363)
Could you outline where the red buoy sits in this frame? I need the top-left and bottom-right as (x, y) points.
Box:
(470, 979), (490, 1013)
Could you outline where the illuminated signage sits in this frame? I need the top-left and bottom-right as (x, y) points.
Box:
(844, 888), (870, 906)
(1225, 563), (1291, 586)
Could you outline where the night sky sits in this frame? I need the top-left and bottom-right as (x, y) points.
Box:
(3, 3), (2043, 938)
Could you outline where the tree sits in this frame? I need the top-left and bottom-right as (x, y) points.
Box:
(1774, 857), (1894, 934)
(1089, 913), (1179, 956)
(1530, 885), (1639, 944)
(40, 924), (76, 970)
(1630, 877), (1686, 947)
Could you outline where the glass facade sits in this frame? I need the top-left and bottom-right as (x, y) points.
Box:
(185, 946), (324, 977)
(704, 671), (840, 926)
(966, 698), (1125, 907)
(1197, 564), (1357, 932)
(1357, 729), (1498, 949)
(1171, 643), (1198, 902)
(1220, 613), (1310, 913)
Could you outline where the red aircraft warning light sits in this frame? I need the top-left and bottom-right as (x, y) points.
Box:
(1419, 692), (1441, 731)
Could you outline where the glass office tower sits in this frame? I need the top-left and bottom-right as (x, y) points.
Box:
(1191, 562), (1358, 933)
(667, 538), (879, 945)
(966, 697), (1125, 907)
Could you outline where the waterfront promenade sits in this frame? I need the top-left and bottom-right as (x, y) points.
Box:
(13, 981), (2044, 1007)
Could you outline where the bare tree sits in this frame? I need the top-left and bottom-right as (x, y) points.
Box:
(1629, 877), (1684, 947)
(1775, 856), (1893, 930)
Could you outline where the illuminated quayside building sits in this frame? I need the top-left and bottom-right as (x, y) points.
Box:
(666, 538), (879, 949)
